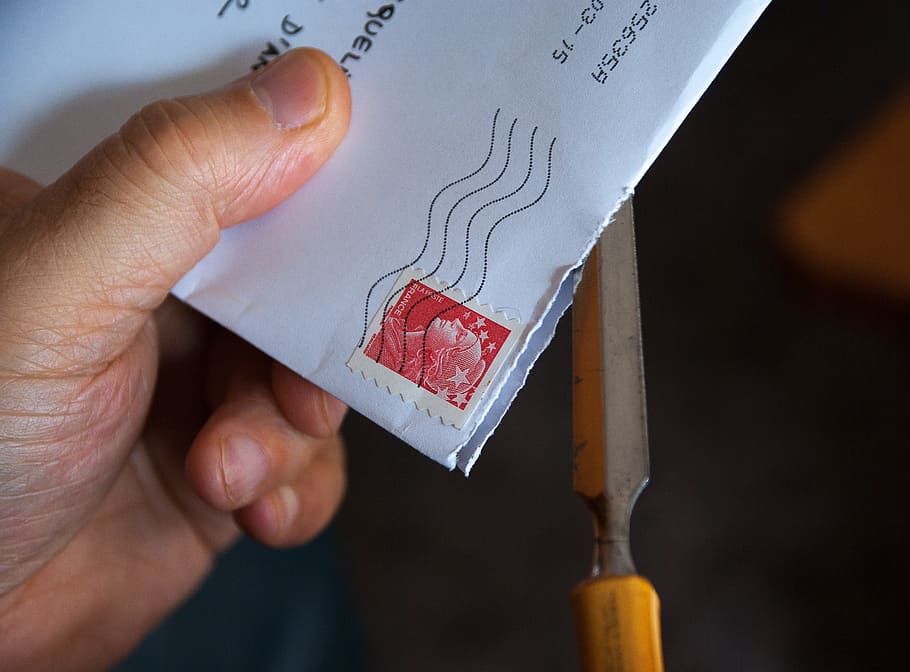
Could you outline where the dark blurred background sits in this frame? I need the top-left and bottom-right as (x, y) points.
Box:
(337, 2), (910, 671)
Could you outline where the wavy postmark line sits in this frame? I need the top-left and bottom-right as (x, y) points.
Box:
(357, 108), (501, 348)
(373, 117), (518, 364)
(393, 126), (539, 374)
(413, 136), (556, 388)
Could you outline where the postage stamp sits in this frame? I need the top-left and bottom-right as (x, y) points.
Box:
(348, 269), (521, 428)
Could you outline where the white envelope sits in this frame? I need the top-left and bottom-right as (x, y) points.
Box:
(0, 0), (770, 472)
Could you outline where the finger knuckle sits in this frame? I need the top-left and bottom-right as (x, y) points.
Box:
(122, 98), (216, 189)
(97, 97), (228, 249)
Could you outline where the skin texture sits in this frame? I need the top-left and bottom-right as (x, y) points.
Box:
(0, 48), (352, 671)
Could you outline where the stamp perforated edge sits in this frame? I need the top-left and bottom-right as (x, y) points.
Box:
(348, 268), (522, 429)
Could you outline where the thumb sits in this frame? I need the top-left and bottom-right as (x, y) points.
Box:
(0, 48), (350, 372)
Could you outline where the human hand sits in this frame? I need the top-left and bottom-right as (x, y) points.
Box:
(0, 48), (351, 670)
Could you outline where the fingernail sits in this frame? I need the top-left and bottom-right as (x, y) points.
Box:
(321, 390), (348, 433)
(221, 435), (269, 505)
(276, 486), (299, 533)
(251, 49), (328, 129)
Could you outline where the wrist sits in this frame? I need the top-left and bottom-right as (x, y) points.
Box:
(0, 531), (213, 671)
(0, 562), (136, 671)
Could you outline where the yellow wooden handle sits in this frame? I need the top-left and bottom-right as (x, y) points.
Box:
(572, 574), (664, 672)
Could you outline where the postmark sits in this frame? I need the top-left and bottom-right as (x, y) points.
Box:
(348, 269), (520, 428)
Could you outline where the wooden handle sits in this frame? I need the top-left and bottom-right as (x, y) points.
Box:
(572, 574), (664, 672)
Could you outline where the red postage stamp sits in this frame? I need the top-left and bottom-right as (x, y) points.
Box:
(349, 269), (520, 428)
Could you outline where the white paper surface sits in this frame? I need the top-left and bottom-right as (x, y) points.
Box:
(0, 1), (770, 471)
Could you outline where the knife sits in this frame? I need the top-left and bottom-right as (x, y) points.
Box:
(571, 199), (664, 671)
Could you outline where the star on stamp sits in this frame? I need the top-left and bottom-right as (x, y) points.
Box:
(349, 269), (520, 428)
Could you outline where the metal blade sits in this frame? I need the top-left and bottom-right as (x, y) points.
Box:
(572, 199), (649, 577)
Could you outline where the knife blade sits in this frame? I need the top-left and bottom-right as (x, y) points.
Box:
(571, 199), (663, 671)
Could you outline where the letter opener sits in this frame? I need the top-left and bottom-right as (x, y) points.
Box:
(571, 199), (664, 671)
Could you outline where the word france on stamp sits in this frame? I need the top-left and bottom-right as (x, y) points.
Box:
(349, 269), (520, 428)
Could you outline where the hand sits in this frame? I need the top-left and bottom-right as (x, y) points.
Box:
(0, 48), (351, 670)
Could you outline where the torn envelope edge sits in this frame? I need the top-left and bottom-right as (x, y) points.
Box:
(455, 3), (776, 473)
(454, 194), (630, 474)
